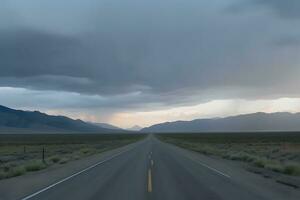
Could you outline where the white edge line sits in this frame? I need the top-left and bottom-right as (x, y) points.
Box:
(168, 143), (231, 179)
(194, 160), (231, 178)
(21, 149), (130, 200)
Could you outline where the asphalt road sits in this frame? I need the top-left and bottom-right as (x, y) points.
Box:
(2, 135), (300, 200)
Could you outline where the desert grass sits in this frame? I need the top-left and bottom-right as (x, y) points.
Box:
(0, 134), (145, 179)
(158, 133), (300, 176)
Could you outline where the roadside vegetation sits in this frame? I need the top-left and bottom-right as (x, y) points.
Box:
(0, 134), (144, 180)
(158, 133), (300, 176)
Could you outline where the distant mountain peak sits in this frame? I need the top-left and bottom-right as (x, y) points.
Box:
(128, 125), (142, 131)
(90, 122), (122, 130)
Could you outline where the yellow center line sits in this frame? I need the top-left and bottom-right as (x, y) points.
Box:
(148, 169), (152, 193)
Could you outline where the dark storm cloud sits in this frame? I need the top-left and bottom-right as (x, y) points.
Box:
(253, 0), (300, 19)
(272, 36), (300, 47)
(1, 0), (300, 111)
(0, 29), (81, 77)
(227, 0), (300, 19)
(0, 28), (145, 94)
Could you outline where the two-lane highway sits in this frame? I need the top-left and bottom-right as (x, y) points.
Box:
(4, 135), (299, 200)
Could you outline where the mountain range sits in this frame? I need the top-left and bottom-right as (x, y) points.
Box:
(0, 105), (120, 133)
(2, 104), (300, 133)
(141, 112), (300, 133)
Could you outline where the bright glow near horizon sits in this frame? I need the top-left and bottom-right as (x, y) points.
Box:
(1, 87), (300, 129)
(109, 98), (300, 128)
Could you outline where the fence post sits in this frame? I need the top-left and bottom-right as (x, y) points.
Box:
(42, 147), (45, 163)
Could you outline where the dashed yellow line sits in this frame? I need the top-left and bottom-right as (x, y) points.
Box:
(148, 169), (152, 192)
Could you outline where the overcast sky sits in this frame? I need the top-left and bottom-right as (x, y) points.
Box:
(1, 0), (300, 128)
